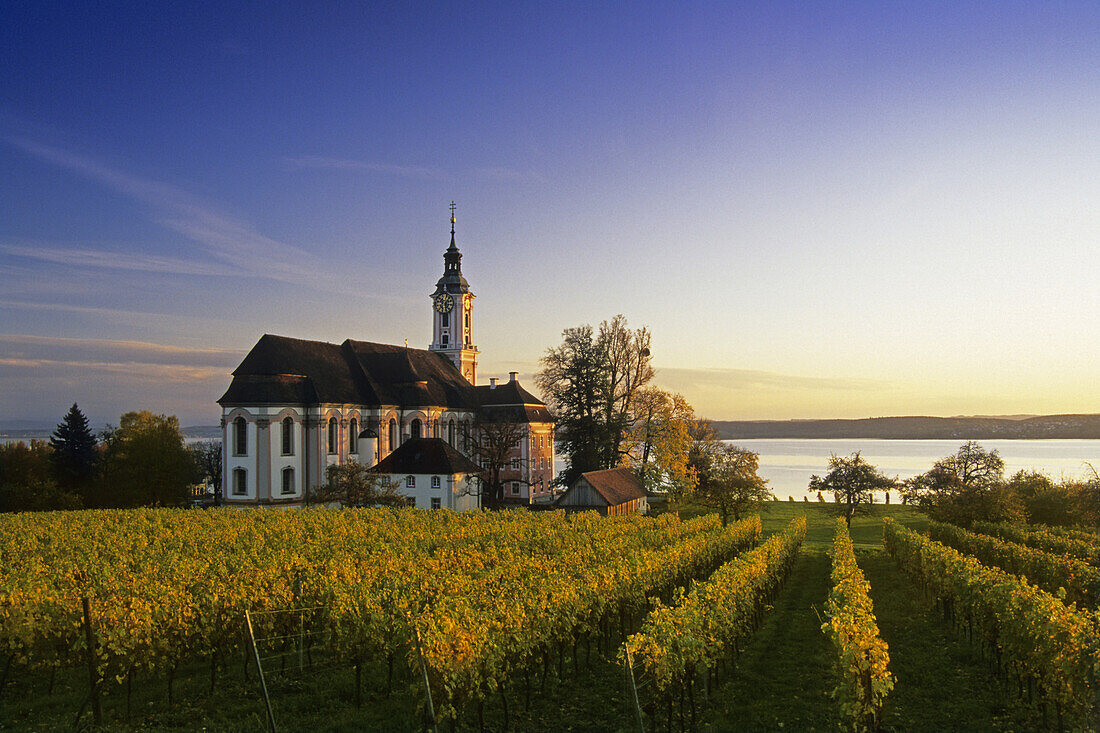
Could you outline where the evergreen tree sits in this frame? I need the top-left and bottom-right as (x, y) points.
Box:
(49, 403), (98, 498)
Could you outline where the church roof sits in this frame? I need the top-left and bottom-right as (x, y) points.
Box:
(370, 437), (484, 476)
(218, 334), (476, 409)
(473, 381), (554, 423)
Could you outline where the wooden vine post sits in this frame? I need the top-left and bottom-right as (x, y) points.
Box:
(81, 596), (102, 725)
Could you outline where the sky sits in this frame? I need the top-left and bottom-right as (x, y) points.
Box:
(1, 2), (1098, 427)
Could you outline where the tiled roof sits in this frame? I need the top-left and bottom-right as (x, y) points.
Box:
(573, 467), (646, 506)
(370, 438), (484, 476)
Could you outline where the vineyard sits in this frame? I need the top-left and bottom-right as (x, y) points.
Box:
(1, 505), (1098, 731)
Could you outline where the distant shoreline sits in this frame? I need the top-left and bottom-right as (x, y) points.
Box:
(711, 414), (1100, 441)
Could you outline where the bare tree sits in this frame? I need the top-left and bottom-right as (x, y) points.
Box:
(460, 416), (527, 509)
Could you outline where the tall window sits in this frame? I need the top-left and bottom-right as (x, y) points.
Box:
(281, 417), (294, 455)
(233, 417), (247, 456)
(232, 468), (247, 495)
(281, 467), (295, 495)
(448, 419), (456, 445)
(327, 417), (338, 454)
(349, 418), (358, 454)
(411, 418), (422, 439)
(442, 312), (449, 328)
(441, 332), (449, 346)
(388, 419), (397, 452)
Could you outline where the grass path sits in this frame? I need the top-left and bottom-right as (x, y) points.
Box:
(699, 547), (839, 732)
(858, 548), (1042, 731)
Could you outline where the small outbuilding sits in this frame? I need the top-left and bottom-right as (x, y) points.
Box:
(554, 467), (648, 516)
(370, 437), (484, 511)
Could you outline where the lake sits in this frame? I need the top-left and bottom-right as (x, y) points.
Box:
(731, 438), (1100, 500)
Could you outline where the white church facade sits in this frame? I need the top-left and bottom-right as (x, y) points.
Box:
(217, 210), (555, 507)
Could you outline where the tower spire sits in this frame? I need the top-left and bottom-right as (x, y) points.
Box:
(448, 201), (457, 250)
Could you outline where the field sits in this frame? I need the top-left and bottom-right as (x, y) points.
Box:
(1, 502), (1096, 732)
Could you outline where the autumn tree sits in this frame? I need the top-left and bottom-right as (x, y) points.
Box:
(307, 461), (405, 507)
(48, 403), (99, 501)
(810, 452), (896, 527)
(94, 411), (195, 507)
(625, 387), (697, 498)
(0, 440), (81, 512)
(536, 315), (654, 485)
(698, 444), (773, 525)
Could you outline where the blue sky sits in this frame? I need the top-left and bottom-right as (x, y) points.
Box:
(2, 2), (1098, 426)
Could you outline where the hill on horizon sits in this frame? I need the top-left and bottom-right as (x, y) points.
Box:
(710, 414), (1100, 440)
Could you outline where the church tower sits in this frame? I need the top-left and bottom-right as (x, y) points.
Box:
(430, 203), (478, 384)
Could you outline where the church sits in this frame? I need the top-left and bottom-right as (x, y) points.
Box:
(217, 209), (555, 508)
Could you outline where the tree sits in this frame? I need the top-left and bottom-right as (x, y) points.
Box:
(624, 387), (697, 498)
(1007, 470), (1074, 526)
(900, 441), (1022, 526)
(698, 444), (773, 525)
(461, 415), (527, 509)
(0, 440), (81, 512)
(307, 461), (406, 507)
(94, 411), (196, 507)
(536, 315), (654, 485)
(48, 403), (98, 500)
(809, 452), (896, 527)
(188, 441), (223, 494)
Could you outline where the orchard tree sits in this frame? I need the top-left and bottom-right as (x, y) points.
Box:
(536, 315), (654, 485)
(810, 452), (896, 527)
(49, 403), (98, 499)
(699, 444), (773, 525)
(901, 441), (1022, 526)
(94, 411), (195, 507)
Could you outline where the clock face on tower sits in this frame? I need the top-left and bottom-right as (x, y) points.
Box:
(433, 293), (454, 313)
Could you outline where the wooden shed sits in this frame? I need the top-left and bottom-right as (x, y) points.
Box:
(555, 467), (648, 516)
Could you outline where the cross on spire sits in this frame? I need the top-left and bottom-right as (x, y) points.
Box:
(450, 201), (456, 234)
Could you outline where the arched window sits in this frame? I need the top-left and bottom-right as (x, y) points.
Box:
(281, 467), (295, 495)
(448, 419), (456, 446)
(233, 417), (247, 456)
(349, 418), (358, 454)
(441, 332), (449, 347)
(411, 418), (422, 439)
(388, 418), (397, 452)
(232, 468), (247, 495)
(327, 417), (338, 454)
(464, 420), (472, 452)
(281, 417), (294, 455)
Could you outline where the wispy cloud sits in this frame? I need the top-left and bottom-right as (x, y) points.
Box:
(2, 136), (369, 296)
(0, 334), (243, 368)
(283, 155), (448, 180)
(1, 241), (238, 277)
(0, 357), (227, 383)
(283, 155), (542, 183)
(654, 365), (888, 393)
